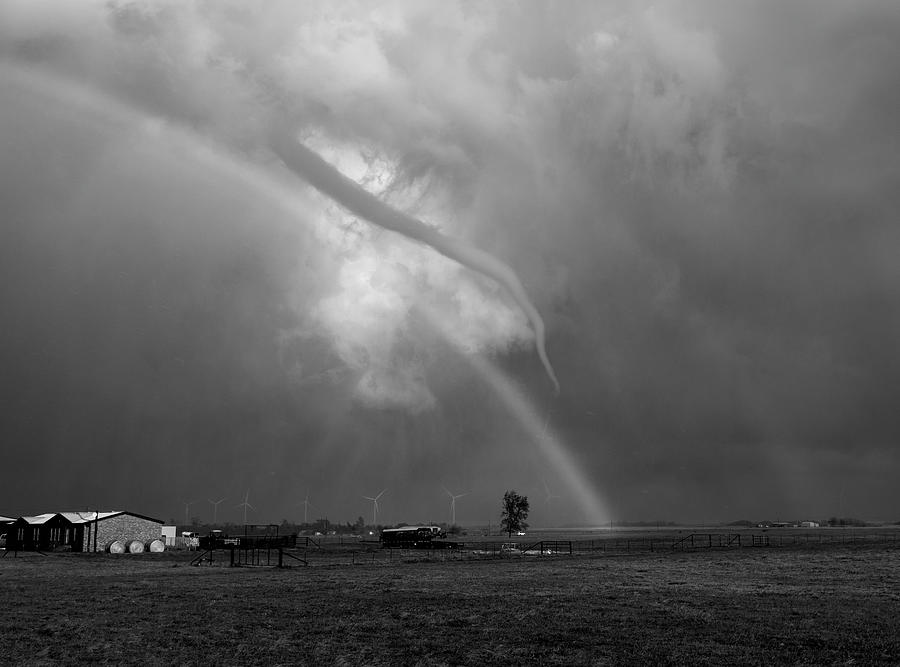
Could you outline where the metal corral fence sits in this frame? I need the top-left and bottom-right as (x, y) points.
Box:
(190, 534), (307, 567)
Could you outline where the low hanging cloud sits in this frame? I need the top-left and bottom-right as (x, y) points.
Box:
(2, 1), (899, 522)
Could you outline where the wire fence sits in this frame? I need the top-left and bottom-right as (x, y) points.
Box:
(272, 529), (900, 568)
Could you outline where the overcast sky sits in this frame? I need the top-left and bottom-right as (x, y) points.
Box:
(2, 1), (899, 526)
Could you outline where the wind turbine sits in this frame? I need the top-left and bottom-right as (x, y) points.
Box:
(208, 497), (226, 524)
(443, 486), (468, 526)
(236, 489), (254, 525)
(543, 479), (561, 506)
(362, 489), (386, 526)
(298, 490), (315, 525)
(182, 500), (196, 528)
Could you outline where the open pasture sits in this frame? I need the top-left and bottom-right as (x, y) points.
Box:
(3, 539), (899, 665)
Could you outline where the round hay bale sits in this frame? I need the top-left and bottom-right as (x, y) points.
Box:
(146, 539), (165, 553)
(127, 540), (145, 554)
(107, 540), (125, 554)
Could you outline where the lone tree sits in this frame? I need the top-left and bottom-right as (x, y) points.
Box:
(500, 490), (530, 538)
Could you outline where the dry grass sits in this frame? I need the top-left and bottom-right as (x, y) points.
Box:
(2, 542), (899, 665)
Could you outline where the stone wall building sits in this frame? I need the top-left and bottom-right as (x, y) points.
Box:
(78, 511), (164, 552)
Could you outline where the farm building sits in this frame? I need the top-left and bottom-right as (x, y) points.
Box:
(77, 511), (164, 552)
(161, 525), (177, 547)
(7, 513), (79, 551)
(4, 511), (164, 553)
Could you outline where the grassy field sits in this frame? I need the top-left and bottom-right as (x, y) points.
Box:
(2, 540), (899, 665)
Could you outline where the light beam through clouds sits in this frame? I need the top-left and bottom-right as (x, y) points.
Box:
(421, 303), (607, 523)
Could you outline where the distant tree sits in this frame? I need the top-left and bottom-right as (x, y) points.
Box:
(500, 490), (530, 538)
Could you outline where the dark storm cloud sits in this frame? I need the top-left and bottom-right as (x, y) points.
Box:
(2, 1), (899, 524)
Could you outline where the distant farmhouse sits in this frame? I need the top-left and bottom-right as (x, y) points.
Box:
(757, 520), (822, 529)
(2, 511), (163, 553)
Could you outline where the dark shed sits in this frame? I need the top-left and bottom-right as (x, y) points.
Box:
(6, 513), (84, 552)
